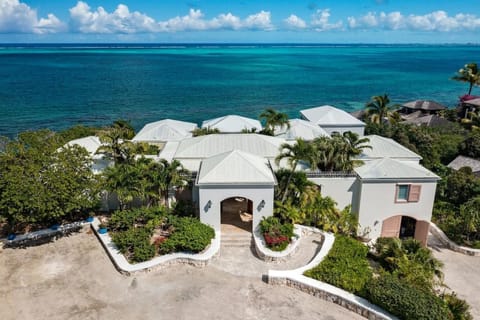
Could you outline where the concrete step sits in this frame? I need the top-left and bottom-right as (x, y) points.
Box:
(221, 234), (253, 247)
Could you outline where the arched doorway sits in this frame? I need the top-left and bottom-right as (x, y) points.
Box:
(381, 215), (430, 246)
(221, 197), (253, 232)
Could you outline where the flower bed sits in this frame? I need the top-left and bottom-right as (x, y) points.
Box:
(259, 216), (294, 251)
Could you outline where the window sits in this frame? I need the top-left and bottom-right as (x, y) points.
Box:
(397, 185), (409, 201)
(396, 184), (421, 203)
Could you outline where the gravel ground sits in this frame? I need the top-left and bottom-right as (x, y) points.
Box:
(0, 228), (363, 320)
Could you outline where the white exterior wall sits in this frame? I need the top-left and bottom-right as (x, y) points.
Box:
(308, 177), (358, 210)
(322, 126), (365, 136)
(198, 185), (274, 231)
(357, 180), (437, 241)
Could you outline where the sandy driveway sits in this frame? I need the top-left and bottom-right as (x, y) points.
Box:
(429, 234), (480, 319)
(0, 228), (362, 320)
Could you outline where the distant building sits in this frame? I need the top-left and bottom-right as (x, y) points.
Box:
(300, 105), (365, 136)
(448, 155), (480, 176)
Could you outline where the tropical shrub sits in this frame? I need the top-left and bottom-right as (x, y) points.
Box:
(111, 228), (156, 263)
(441, 292), (473, 320)
(304, 236), (372, 294)
(108, 207), (168, 232)
(259, 216), (294, 251)
(171, 200), (196, 217)
(372, 237), (443, 291)
(364, 273), (451, 320)
(159, 217), (215, 254)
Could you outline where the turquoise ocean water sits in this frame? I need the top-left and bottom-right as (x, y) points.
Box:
(1, 44), (479, 137)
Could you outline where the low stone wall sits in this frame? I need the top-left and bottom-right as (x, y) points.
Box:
(253, 224), (303, 262)
(91, 218), (220, 276)
(429, 222), (480, 256)
(267, 227), (397, 320)
(3, 221), (86, 248)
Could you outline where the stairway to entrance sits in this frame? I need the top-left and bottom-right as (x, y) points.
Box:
(221, 227), (253, 247)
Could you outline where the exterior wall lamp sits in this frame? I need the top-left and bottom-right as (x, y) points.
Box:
(205, 200), (212, 211)
(257, 200), (265, 211)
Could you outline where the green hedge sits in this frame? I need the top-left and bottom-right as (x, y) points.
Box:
(111, 228), (156, 263)
(364, 273), (451, 320)
(159, 217), (215, 254)
(108, 207), (167, 232)
(304, 236), (372, 294)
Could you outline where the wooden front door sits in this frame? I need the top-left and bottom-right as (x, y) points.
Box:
(381, 215), (402, 238)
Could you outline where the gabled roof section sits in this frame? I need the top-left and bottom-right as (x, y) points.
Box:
(174, 134), (284, 159)
(197, 150), (276, 185)
(402, 100), (446, 111)
(448, 155), (480, 173)
(404, 114), (452, 128)
(274, 119), (330, 140)
(359, 135), (422, 161)
(300, 105), (365, 127)
(66, 136), (102, 155)
(355, 158), (439, 180)
(201, 115), (262, 133)
(132, 119), (198, 142)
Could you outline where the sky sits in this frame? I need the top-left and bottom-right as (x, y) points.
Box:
(1, 0), (480, 43)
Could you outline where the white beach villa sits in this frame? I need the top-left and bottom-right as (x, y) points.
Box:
(80, 107), (439, 245)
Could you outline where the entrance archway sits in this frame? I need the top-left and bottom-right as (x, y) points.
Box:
(221, 197), (253, 232)
(381, 215), (430, 246)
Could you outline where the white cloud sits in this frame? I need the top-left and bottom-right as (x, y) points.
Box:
(69, 1), (157, 33)
(69, 2), (274, 33)
(0, 0), (64, 33)
(284, 14), (307, 29)
(310, 9), (343, 31)
(244, 10), (274, 30)
(348, 10), (480, 32)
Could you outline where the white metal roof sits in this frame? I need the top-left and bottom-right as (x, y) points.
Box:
(300, 105), (365, 127)
(358, 135), (422, 161)
(132, 119), (198, 142)
(201, 115), (262, 133)
(66, 136), (102, 155)
(174, 134), (284, 159)
(197, 150), (276, 185)
(355, 158), (439, 180)
(274, 119), (330, 140)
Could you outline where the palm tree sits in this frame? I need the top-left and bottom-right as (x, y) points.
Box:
(275, 139), (316, 202)
(259, 108), (290, 136)
(158, 159), (189, 207)
(341, 131), (371, 171)
(365, 94), (394, 125)
(452, 62), (480, 95)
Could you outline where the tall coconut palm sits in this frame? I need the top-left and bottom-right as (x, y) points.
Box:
(365, 94), (393, 125)
(275, 139), (316, 202)
(452, 62), (480, 95)
(259, 108), (290, 136)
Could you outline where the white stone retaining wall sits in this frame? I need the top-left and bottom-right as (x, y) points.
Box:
(430, 222), (480, 256)
(91, 218), (220, 276)
(268, 226), (398, 320)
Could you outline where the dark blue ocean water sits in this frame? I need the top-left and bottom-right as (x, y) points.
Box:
(1, 44), (479, 137)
